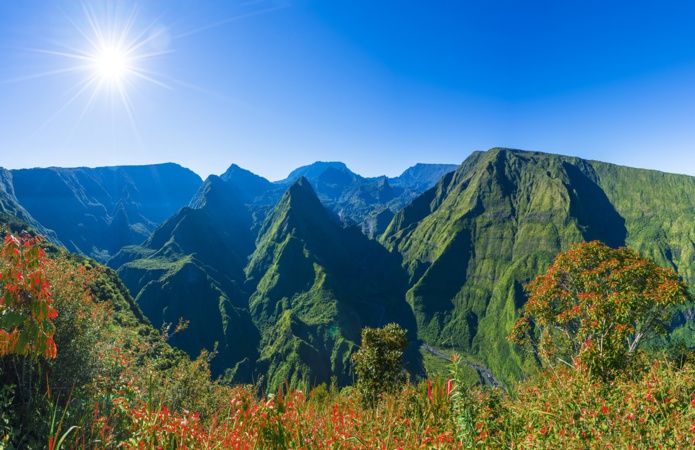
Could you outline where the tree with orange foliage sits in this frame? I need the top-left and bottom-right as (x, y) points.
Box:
(510, 241), (692, 380)
(0, 233), (57, 360)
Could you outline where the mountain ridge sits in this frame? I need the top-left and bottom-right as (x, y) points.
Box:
(7, 149), (695, 389)
(8, 163), (202, 261)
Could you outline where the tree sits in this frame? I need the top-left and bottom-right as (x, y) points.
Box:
(352, 323), (409, 407)
(510, 241), (693, 380)
(0, 233), (57, 360)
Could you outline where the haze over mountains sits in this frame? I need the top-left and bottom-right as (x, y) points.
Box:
(2, 149), (695, 390)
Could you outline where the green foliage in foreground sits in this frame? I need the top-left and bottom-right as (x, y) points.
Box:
(512, 241), (693, 380)
(451, 356), (695, 448)
(1, 225), (695, 448)
(352, 323), (409, 407)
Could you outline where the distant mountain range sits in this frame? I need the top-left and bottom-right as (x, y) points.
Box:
(5, 164), (203, 262)
(3, 150), (695, 389)
(0, 161), (456, 262)
(220, 161), (459, 237)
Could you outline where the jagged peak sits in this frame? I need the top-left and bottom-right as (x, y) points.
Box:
(287, 176), (317, 197)
(254, 177), (331, 244)
(281, 177), (328, 215)
(189, 174), (247, 213)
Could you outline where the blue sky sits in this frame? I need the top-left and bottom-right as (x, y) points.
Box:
(1, 0), (694, 181)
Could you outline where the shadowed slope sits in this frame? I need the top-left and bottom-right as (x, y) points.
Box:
(10, 164), (201, 261)
(113, 175), (259, 378)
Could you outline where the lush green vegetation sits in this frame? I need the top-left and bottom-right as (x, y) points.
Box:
(382, 148), (695, 386)
(352, 323), (409, 407)
(7, 149), (695, 395)
(115, 177), (416, 391)
(2, 229), (695, 448)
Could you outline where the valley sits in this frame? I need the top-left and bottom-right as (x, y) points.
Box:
(2, 148), (695, 391)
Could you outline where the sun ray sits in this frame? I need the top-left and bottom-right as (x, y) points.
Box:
(0, 66), (88, 85)
(174, 5), (289, 39)
(22, 75), (101, 145)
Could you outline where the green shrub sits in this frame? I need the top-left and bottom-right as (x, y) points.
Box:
(352, 323), (409, 408)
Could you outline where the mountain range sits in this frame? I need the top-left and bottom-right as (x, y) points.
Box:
(2, 149), (695, 389)
(6, 164), (203, 262)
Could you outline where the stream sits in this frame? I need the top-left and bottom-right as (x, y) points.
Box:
(421, 343), (503, 389)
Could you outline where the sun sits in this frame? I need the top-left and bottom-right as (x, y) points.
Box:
(74, 4), (171, 95)
(91, 44), (133, 84)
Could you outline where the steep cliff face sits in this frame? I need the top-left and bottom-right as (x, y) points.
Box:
(382, 148), (695, 383)
(112, 175), (258, 378)
(0, 168), (60, 242)
(10, 164), (201, 261)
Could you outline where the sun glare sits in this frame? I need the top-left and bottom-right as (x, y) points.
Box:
(91, 45), (132, 83)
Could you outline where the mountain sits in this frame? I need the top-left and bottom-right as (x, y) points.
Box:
(219, 164), (275, 205)
(381, 148), (695, 384)
(113, 175), (415, 388)
(245, 177), (413, 388)
(389, 163), (460, 191)
(0, 168), (60, 242)
(9, 164), (202, 262)
(112, 175), (259, 377)
(220, 161), (459, 237)
(277, 162), (353, 185)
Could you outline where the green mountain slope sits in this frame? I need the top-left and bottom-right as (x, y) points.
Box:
(113, 174), (415, 389)
(112, 176), (259, 377)
(381, 148), (695, 384)
(245, 177), (413, 389)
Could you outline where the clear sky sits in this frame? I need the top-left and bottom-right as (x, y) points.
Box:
(1, 0), (694, 181)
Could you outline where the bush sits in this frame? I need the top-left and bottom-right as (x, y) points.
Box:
(352, 323), (409, 407)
